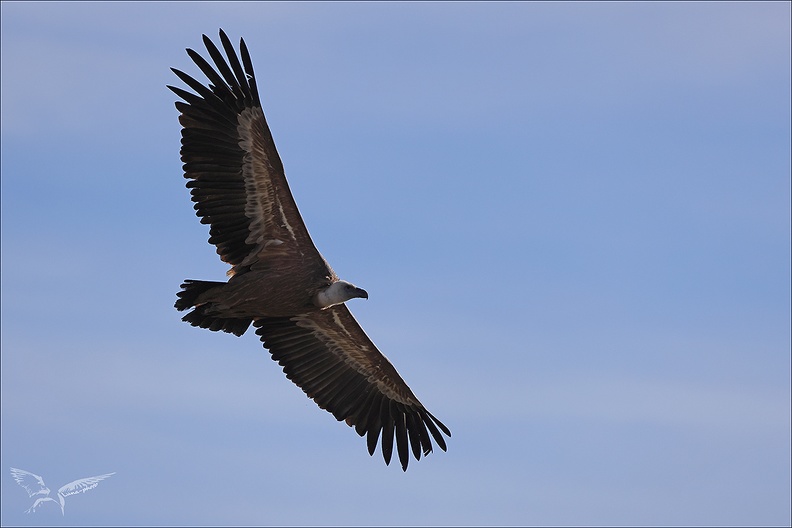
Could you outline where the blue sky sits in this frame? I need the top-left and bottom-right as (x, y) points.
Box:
(1, 2), (790, 526)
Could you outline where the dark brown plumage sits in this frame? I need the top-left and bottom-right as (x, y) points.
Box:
(169, 30), (450, 470)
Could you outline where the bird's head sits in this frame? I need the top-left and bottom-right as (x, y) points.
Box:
(314, 280), (368, 308)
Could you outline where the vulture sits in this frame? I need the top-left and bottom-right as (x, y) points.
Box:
(169, 30), (450, 471)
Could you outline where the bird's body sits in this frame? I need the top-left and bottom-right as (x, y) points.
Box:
(182, 261), (336, 318)
(170, 30), (450, 470)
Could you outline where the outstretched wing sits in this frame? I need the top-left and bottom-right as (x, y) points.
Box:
(254, 305), (451, 471)
(57, 473), (115, 498)
(10, 468), (49, 497)
(168, 29), (327, 277)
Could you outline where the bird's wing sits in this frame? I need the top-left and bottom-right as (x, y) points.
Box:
(26, 497), (57, 514)
(57, 473), (115, 498)
(254, 305), (450, 471)
(10, 468), (49, 497)
(168, 29), (328, 277)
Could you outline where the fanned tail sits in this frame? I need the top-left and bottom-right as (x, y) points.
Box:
(175, 280), (252, 336)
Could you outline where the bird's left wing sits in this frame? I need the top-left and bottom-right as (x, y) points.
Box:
(57, 473), (115, 498)
(254, 305), (450, 471)
(10, 468), (49, 497)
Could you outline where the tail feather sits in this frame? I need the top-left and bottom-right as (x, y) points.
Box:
(175, 279), (223, 311)
(175, 279), (252, 337)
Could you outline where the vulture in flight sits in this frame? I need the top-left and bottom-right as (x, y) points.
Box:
(169, 30), (450, 471)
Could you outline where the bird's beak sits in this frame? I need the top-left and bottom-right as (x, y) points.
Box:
(356, 288), (369, 300)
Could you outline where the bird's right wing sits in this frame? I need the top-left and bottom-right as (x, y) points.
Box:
(10, 468), (49, 497)
(57, 473), (115, 498)
(168, 30), (330, 278)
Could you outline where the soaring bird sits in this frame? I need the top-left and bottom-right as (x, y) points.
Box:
(169, 30), (450, 470)
(10, 467), (114, 515)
